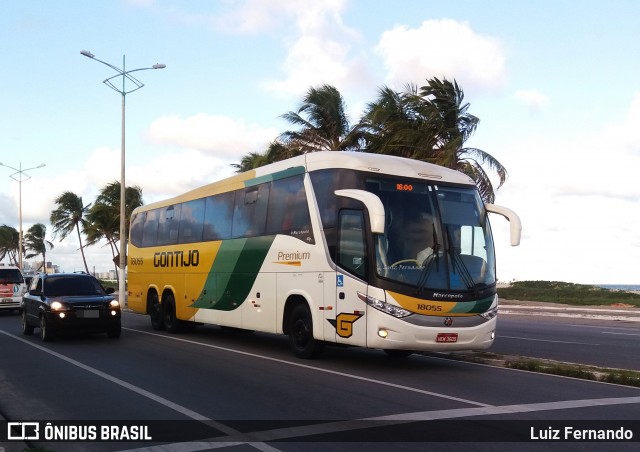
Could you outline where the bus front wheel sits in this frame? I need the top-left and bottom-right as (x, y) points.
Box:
(288, 304), (324, 359)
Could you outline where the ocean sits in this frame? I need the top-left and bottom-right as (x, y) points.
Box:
(599, 284), (640, 292)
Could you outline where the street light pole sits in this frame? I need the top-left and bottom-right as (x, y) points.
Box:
(0, 162), (46, 270)
(80, 50), (165, 305)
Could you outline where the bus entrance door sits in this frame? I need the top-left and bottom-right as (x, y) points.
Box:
(334, 273), (367, 347)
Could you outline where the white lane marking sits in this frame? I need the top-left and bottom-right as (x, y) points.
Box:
(125, 327), (491, 407)
(0, 330), (280, 452)
(498, 335), (598, 345)
(602, 331), (640, 337)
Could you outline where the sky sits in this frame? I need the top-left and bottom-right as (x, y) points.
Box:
(1, 0), (639, 284)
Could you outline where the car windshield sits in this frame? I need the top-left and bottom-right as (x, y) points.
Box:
(43, 276), (107, 297)
(0, 269), (24, 284)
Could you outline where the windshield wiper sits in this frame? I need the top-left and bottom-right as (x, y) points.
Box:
(416, 225), (440, 295)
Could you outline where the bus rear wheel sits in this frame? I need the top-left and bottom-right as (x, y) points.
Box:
(163, 295), (183, 333)
(288, 303), (324, 359)
(148, 292), (164, 331)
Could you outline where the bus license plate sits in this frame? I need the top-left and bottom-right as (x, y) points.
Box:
(436, 333), (458, 343)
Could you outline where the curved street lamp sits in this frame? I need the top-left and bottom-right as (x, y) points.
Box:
(0, 162), (46, 270)
(80, 50), (165, 304)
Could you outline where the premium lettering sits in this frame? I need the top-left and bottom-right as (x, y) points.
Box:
(277, 250), (310, 261)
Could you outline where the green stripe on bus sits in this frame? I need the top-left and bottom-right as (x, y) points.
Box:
(449, 296), (495, 314)
(244, 166), (305, 187)
(190, 236), (275, 311)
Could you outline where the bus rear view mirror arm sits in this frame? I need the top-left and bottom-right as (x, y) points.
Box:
(335, 189), (385, 234)
(485, 204), (522, 246)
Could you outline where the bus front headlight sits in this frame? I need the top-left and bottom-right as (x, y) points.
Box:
(357, 292), (412, 318)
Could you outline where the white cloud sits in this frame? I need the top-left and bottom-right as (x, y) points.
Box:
(514, 89), (550, 112)
(145, 114), (278, 159)
(490, 92), (640, 284)
(375, 19), (507, 92)
(127, 149), (235, 203)
(212, 0), (348, 34)
(258, 0), (371, 96)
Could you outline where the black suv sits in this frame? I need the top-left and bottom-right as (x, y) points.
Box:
(21, 273), (121, 341)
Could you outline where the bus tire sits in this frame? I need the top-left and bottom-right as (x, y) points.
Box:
(288, 303), (324, 359)
(163, 295), (183, 334)
(148, 292), (164, 331)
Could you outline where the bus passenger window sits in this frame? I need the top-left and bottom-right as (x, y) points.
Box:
(130, 212), (145, 247)
(266, 175), (312, 241)
(179, 198), (205, 244)
(141, 210), (159, 247)
(203, 192), (234, 241)
(337, 210), (366, 279)
(157, 204), (181, 246)
(232, 184), (269, 238)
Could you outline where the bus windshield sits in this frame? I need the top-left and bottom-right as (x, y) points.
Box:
(367, 178), (496, 292)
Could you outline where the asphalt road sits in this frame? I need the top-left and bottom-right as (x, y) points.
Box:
(1, 311), (639, 451)
(492, 315), (640, 370)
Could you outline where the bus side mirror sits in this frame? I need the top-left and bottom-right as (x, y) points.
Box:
(335, 189), (385, 235)
(485, 203), (522, 246)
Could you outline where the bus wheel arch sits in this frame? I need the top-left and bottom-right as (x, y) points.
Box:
(284, 296), (324, 359)
(147, 289), (164, 331)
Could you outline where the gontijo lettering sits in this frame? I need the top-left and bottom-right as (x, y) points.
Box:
(153, 250), (200, 268)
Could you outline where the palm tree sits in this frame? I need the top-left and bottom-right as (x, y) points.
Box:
(231, 151), (271, 173)
(50, 191), (91, 273)
(279, 84), (361, 153)
(360, 77), (507, 203)
(421, 78), (507, 203)
(24, 223), (54, 272)
(358, 84), (439, 160)
(232, 141), (304, 173)
(85, 202), (120, 278)
(233, 84), (362, 172)
(0, 225), (20, 266)
(93, 181), (144, 250)
(84, 182), (142, 283)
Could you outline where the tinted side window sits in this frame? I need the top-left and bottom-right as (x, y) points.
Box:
(142, 209), (159, 247)
(203, 191), (234, 241)
(130, 212), (145, 247)
(232, 184), (270, 238)
(157, 204), (181, 246)
(266, 175), (314, 243)
(179, 198), (205, 244)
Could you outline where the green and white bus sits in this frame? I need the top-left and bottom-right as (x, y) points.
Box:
(127, 151), (520, 358)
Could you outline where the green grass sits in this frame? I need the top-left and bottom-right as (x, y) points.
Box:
(448, 352), (640, 388)
(497, 280), (640, 307)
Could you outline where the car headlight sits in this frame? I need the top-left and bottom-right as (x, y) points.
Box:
(357, 292), (412, 318)
(109, 300), (120, 309)
(50, 301), (66, 311)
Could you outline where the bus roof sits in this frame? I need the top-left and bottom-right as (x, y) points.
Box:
(135, 151), (476, 212)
